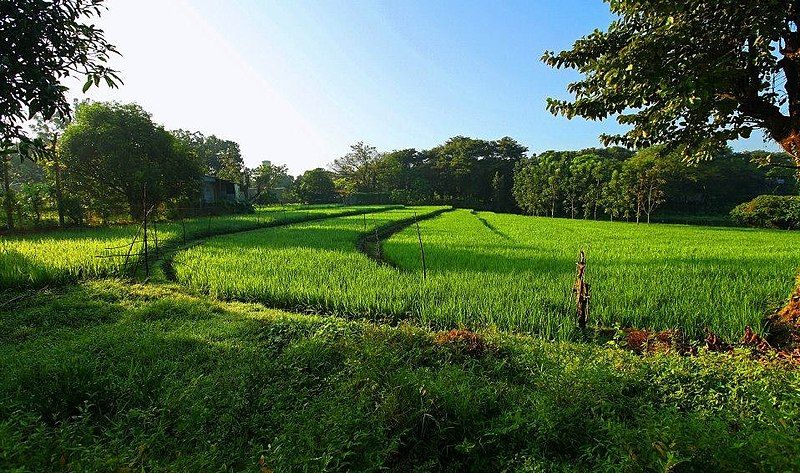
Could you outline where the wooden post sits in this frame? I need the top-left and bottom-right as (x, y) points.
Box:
(415, 213), (427, 280)
(181, 217), (187, 244)
(374, 228), (381, 261)
(573, 250), (590, 328)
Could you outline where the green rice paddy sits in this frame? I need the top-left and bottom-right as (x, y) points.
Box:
(174, 208), (800, 340)
(0, 205), (392, 288)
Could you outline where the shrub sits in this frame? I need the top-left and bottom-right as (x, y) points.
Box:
(730, 195), (800, 229)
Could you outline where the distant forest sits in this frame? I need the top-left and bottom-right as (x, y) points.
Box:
(326, 137), (796, 223)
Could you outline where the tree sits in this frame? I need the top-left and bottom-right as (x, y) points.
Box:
(172, 130), (245, 185)
(1, 152), (14, 229)
(296, 168), (337, 204)
(252, 161), (292, 203)
(330, 142), (382, 194)
(19, 182), (49, 224)
(31, 112), (71, 226)
(601, 169), (632, 221)
(2, 0), (120, 147)
(60, 102), (203, 220)
(543, 1), (800, 165)
(622, 150), (672, 223)
(513, 156), (549, 216)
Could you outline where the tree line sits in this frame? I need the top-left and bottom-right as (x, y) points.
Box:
(323, 139), (796, 222)
(513, 147), (796, 222)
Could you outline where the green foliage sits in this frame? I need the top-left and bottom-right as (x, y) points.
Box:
(174, 208), (800, 340)
(59, 102), (204, 219)
(514, 147), (795, 222)
(731, 195), (800, 229)
(17, 182), (50, 224)
(1, 280), (799, 470)
(250, 161), (293, 203)
(172, 129), (245, 185)
(330, 137), (527, 211)
(1, 0), (120, 146)
(296, 168), (338, 204)
(543, 0), (798, 160)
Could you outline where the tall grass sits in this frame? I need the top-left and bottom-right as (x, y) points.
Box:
(176, 208), (800, 340)
(0, 205), (393, 288)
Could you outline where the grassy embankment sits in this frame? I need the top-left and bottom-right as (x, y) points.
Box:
(2, 280), (799, 471)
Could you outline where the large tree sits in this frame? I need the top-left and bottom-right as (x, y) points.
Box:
(1, 0), (120, 147)
(2, 0), (119, 228)
(60, 102), (203, 219)
(172, 130), (245, 185)
(296, 168), (337, 204)
(251, 161), (292, 203)
(543, 0), (800, 164)
(329, 142), (382, 194)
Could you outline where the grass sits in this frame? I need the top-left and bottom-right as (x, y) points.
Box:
(173, 206), (446, 317)
(2, 279), (799, 471)
(0, 204), (395, 289)
(384, 210), (800, 340)
(174, 208), (800, 340)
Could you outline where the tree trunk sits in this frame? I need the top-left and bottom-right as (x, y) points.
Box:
(2, 156), (13, 230)
(53, 135), (64, 226)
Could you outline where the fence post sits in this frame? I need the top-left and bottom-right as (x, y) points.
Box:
(152, 208), (159, 258)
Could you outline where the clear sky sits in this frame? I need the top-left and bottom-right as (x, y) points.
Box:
(70, 0), (779, 175)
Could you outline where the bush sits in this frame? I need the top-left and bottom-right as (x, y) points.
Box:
(730, 195), (800, 229)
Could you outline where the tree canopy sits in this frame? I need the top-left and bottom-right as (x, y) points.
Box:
(1, 0), (120, 147)
(172, 130), (245, 185)
(296, 168), (337, 204)
(543, 0), (800, 163)
(60, 102), (203, 219)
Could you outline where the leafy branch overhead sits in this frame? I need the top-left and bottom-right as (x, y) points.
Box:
(543, 0), (800, 162)
(1, 0), (121, 147)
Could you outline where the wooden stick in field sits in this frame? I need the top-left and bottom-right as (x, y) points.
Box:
(415, 213), (427, 280)
(574, 249), (590, 328)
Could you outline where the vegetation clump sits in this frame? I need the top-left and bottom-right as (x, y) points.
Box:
(731, 195), (800, 229)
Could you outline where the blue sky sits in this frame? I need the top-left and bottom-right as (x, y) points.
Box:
(72, 0), (778, 174)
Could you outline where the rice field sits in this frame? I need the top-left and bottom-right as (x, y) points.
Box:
(385, 210), (800, 339)
(0, 205), (392, 288)
(173, 207), (446, 316)
(174, 208), (800, 340)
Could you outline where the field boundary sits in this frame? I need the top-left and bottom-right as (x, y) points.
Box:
(357, 207), (453, 267)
